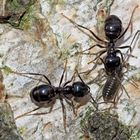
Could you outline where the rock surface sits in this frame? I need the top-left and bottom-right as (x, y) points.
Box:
(0, 0), (140, 140)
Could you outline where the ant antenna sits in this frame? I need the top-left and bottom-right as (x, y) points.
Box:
(116, 5), (138, 41)
(61, 13), (107, 43)
(11, 71), (52, 85)
(59, 60), (68, 87)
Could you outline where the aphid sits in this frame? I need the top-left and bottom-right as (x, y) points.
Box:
(10, 64), (94, 132)
(62, 6), (140, 104)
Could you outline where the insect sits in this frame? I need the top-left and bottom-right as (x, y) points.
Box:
(62, 6), (140, 104)
(10, 63), (94, 132)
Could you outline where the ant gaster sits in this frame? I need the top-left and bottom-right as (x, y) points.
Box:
(62, 6), (140, 104)
(11, 63), (93, 132)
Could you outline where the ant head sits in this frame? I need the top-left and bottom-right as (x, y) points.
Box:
(105, 54), (121, 70)
(72, 81), (90, 97)
(104, 15), (122, 40)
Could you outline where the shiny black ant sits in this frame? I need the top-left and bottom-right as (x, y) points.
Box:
(62, 6), (140, 104)
(10, 63), (95, 132)
(62, 6), (139, 69)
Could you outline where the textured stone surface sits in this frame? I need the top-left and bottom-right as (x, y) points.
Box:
(86, 111), (131, 140)
(0, 0), (140, 139)
(0, 103), (23, 140)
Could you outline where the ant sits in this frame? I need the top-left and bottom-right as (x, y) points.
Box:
(62, 6), (140, 105)
(9, 62), (96, 132)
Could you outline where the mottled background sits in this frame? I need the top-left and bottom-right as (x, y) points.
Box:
(0, 0), (140, 140)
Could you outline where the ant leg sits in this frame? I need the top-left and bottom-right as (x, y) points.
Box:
(117, 30), (140, 50)
(117, 45), (131, 49)
(64, 97), (77, 116)
(77, 24), (106, 43)
(81, 50), (106, 75)
(89, 94), (98, 110)
(115, 74), (130, 99)
(59, 60), (68, 87)
(75, 69), (86, 84)
(28, 109), (53, 116)
(61, 14), (106, 43)
(117, 30), (140, 61)
(11, 71), (52, 85)
(115, 50), (125, 65)
(95, 84), (104, 102)
(80, 61), (97, 75)
(123, 74), (139, 89)
(82, 44), (106, 52)
(88, 50), (106, 64)
(63, 71), (76, 87)
(116, 87), (123, 103)
(125, 30), (140, 61)
(79, 50), (106, 75)
(117, 45), (132, 52)
(87, 68), (106, 85)
(117, 5), (138, 40)
(110, 84), (124, 108)
(77, 49), (106, 60)
(15, 107), (41, 119)
(59, 96), (67, 133)
(77, 44), (106, 56)
(15, 100), (56, 119)
(29, 101), (56, 116)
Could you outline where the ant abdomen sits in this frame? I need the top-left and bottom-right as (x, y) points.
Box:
(102, 75), (120, 102)
(104, 15), (122, 40)
(30, 84), (56, 107)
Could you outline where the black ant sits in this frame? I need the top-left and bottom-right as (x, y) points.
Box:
(9, 62), (95, 132)
(62, 6), (139, 68)
(62, 6), (140, 105)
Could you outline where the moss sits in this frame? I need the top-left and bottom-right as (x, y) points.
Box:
(6, 0), (35, 12)
(0, 66), (13, 75)
(80, 109), (136, 140)
(57, 43), (81, 60)
(0, 0), (36, 28)
(48, 0), (65, 5)
(18, 5), (35, 30)
(18, 126), (26, 135)
(0, 103), (23, 140)
(129, 129), (140, 140)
